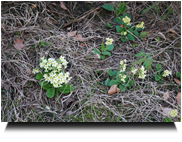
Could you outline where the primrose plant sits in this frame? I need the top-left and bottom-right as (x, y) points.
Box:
(105, 59), (147, 92)
(102, 2), (147, 42)
(94, 38), (114, 59)
(32, 56), (74, 98)
(153, 63), (172, 82)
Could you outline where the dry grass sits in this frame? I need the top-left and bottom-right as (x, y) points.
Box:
(1, 1), (181, 122)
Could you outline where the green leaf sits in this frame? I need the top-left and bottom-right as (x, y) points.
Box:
(36, 73), (43, 80)
(143, 59), (152, 70)
(154, 74), (161, 81)
(112, 70), (117, 76)
(116, 25), (122, 33)
(126, 34), (135, 40)
(94, 48), (101, 54)
(129, 80), (135, 87)
(133, 58), (146, 65)
(119, 85), (126, 92)
(116, 71), (122, 83)
(101, 44), (105, 51)
(164, 117), (173, 122)
(39, 81), (51, 90)
(55, 91), (59, 97)
(177, 72), (181, 80)
(156, 63), (162, 72)
(47, 88), (55, 98)
(105, 44), (114, 51)
(135, 52), (145, 57)
(107, 23), (113, 28)
(108, 69), (117, 77)
(119, 2), (127, 14)
(45, 42), (50, 46)
(128, 28), (134, 33)
(121, 38), (128, 42)
(133, 30), (139, 37)
(56, 84), (74, 93)
(105, 78), (110, 86)
(102, 51), (111, 56)
(115, 17), (122, 24)
(108, 69), (113, 77)
(100, 55), (105, 60)
(102, 4), (114, 11)
(150, 58), (154, 62)
(146, 54), (151, 58)
(140, 31), (148, 38)
(109, 80), (119, 86)
(40, 42), (45, 46)
(136, 27), (143, 32)
(133, 44), (137, 48)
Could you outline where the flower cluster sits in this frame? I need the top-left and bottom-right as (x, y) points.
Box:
(162, 70), (172, 77)
(40, 56), (68, 72)
(44, 71), (72, 88)
(136, 22), (144, 29)
(120, 59), (127, 72)
(169, 109), (178, 117)
(105, 38), (114, 45)
(131, 67), (137, 75)
(120, 74), (127, 82)
(138, 66), (147, 79)
(122, 16), (131, 25)
(32, 68), (39, 74)
(33, 56), (72, 88)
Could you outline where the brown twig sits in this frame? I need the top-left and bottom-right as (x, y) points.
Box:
(63, 6), (102, 28)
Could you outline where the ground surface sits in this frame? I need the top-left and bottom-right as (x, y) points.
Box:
(1, 1), (181, 122)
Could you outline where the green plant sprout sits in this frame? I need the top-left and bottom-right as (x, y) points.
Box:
(104, 59), (148, 92)
(102, 2), (148, 42)
(31, 40), (52, 49)
(107, 23), (113, 28)
(133, 50), (153, 70)
(93, 38), (114, 59)
(153, 63), (172, 82)
(33, 56), (74, 98)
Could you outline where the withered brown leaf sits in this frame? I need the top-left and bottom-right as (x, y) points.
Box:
(14, 39), (24, 50)
(176, 92), (181, 106)
(80, 42), (86, 46)
(74, 34), (84, 41)
(60, 2), (67, 10)
(163, 91), (169, 100)
(174, 78), (181, 85)
(67, 31), (77, 37)
(108, 84), (121, 95)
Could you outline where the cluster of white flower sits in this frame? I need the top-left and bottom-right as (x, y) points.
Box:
(120, 74), (127, 82)
(120, 59), (127, 72)
(136, 22), (144, 29)
(169, 109), (178, 117)
(105, 38), (114, 45)
(163, 70), (172, 77)
(32, 68), (39, 74)
(40, 56), (68, 72)
(138, 66), (147, 79)
(122, 16), (131, 25)
(44, 71), (72, 88)
(33, 55), (72, 88)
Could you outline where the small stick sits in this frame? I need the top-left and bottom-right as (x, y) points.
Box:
(63, 6), (101, 28)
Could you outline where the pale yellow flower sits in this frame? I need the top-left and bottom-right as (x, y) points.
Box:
(163, 70), (172, 77)
(169, 109), (178, 117)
